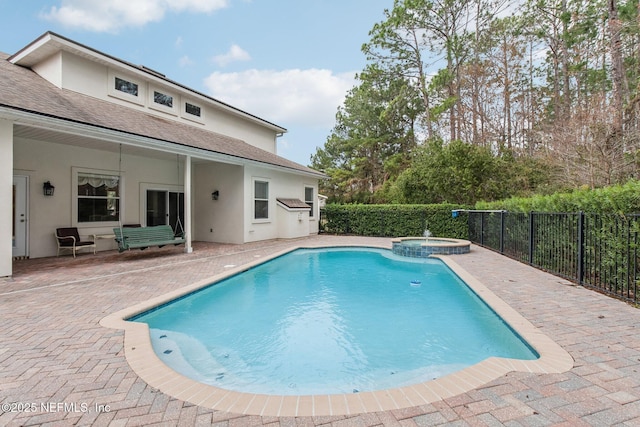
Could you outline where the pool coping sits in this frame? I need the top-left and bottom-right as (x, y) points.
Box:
(390, 237), (471, 247)
(100, 243), (574, 417)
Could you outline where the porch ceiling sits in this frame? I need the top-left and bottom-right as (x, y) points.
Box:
(14, 124), (207, 163)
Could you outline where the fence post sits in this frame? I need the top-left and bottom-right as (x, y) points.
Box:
(480, 212), (485, 246)
(528, 211), (534, 265)
(578, 211), (585, 285)
(500, 210), (505, 254)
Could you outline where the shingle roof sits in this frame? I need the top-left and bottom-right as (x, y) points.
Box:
(0, 52), (324, 177)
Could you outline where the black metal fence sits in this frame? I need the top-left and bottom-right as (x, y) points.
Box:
(468, 211), (640, 304)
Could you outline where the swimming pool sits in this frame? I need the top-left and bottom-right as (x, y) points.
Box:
(131, 247), (537, 395)
(101, 241), (573, 416)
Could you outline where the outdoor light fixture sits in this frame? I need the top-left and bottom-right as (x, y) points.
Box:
(43, 181), (55, 197)
(212, 190), (219, 201)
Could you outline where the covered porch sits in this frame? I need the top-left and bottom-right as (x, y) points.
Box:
(4, 116), (257, 276)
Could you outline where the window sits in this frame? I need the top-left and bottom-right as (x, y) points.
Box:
(182, 100), (204, 123)
(154, 91), (173, 108)
(114, 77), (138, 96)
(305, 186), (315, 218)
(109, 71), (144, 105)
(185, 102), (201, 117)
(148, 86), (178, 115)
(254, 180), (269, 220)
(77, 172), (120, 223)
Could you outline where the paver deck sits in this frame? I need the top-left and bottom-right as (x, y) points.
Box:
(1, 235), (640, 426)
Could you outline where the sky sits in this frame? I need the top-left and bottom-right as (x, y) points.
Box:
(0, 0), (394, 166)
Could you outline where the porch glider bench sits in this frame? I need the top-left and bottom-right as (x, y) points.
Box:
(113, 225), (185, 252)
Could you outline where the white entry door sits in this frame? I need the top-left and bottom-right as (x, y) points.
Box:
(13, 175), (28, 258)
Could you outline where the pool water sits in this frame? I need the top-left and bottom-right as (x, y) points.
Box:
(133, 248), (538, 395)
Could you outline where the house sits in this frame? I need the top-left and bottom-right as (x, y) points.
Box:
(0, 32), (326, 277)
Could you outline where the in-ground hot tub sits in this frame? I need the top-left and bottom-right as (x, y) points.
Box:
(392, 237), (471, 258)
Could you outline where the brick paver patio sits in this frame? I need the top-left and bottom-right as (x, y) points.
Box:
(1, 235), (640, 426)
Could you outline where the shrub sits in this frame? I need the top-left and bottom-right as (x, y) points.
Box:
(476, 179), (640, 213)
(320, 203), (469, 238)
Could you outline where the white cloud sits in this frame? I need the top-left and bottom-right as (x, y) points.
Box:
(41, 0), (228, 32)
(212, 45), (251, 67)
(178, 55), (194, 67)
(203, 68), (356, 128)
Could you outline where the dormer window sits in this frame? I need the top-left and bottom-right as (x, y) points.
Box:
(115, 77), (138, 96)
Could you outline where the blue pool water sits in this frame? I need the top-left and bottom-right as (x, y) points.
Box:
(133, 248), (538, 395)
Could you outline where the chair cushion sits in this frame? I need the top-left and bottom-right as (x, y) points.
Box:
(56, 227), (92, 247)
(57, 227), (80, 240)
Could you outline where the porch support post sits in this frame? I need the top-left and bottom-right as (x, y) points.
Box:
(0, 119), (13, 276)
(184, 154), (193, 253)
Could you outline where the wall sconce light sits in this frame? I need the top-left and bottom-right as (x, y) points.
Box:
(212, 190), (219, 201)
(43, 181), (55, 197)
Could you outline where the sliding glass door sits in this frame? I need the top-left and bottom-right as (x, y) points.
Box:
(146, 190), (184, 233)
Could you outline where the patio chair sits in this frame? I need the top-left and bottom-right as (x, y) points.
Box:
(55, 227), (96, 258)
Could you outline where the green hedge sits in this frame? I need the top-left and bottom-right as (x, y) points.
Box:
(476, 179), (640, 213)
(320, 204), (469, 238)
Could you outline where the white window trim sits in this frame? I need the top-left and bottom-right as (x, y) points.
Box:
(305, 185), (316, 220)
(252, 178), (271, 223)
(108, 69), (145, 106)
(148, 85), (179, 116)
(181, 99), (205, 124)
(72, 167), (124, 228)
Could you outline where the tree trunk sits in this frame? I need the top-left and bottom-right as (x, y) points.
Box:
(608, 0), (627, 134)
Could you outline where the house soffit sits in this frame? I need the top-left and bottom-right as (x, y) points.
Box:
(13, 124), (180, 163)
(11, 119), (246, 167)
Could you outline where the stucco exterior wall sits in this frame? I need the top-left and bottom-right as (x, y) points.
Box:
(14, 137), (184, 258)
(276, 205), (310, 239)
(32, 51), (63, 88)
(61, 51), (107, 99)
(12, 134), (319, 259)
(48, 52), (279, 154)
(243, 165), (319, 242)
(211, 113), (278, 154)
(193, 162), (245, 244)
